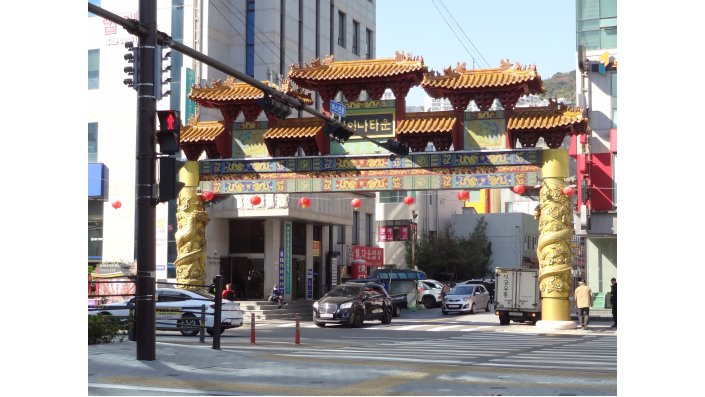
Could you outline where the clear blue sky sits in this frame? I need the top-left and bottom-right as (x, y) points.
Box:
(376, 0), (576, 106)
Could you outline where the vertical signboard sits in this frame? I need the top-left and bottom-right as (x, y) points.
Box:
(307, 268), (313, 299)
(278, 248), (285, 293)
(285, 222), (292, 294)
(185, 68), (196, 124)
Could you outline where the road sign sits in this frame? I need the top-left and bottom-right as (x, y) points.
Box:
(330, 100), (346, 117)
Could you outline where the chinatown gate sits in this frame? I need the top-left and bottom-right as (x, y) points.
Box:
(174, 53), (588, 328)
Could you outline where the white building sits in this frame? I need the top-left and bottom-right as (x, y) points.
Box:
(88, 0), (377, 300)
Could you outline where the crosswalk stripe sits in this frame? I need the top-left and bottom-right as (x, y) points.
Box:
(427, 325), (463, 332)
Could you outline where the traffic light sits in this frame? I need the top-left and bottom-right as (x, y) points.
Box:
(256, 94), (292, 119)
(123, 41), (139, 89)
(156, 110), (181, 155)
(323, 120), (353, 143)
(383, 139), (410, 156)
(154, 44), (172, 100)
(157, 157), (186, 202)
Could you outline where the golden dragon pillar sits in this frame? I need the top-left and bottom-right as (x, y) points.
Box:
(535, 149), (575, 326)
(174, 161), (209, 290)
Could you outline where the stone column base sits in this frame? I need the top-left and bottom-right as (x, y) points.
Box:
(535, 320), (578, 330)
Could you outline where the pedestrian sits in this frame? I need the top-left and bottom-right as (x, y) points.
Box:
(610, 277), (617, 328)
(574, 278), (593, 330)
(269, 284), (286, 308)
(441, 283), (450, 299)
(222, 283), (236, 301)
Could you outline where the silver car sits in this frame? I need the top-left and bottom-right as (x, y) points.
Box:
(441, 284), (491, 315)
(417, 279), (444, 309)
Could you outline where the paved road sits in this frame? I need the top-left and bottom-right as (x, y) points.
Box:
(89, 308), (617, 395)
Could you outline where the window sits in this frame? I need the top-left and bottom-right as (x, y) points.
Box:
(611, 72), (617, 128)
(352, 211), (360, 245)
(365, 213), (372, 246)
(352, 20), (360, 55)
(338, 11), (346, 47)
(379, 191), (413, 203)
(365, 29), (373, 59)
(245, 0), (255, 77)
(88, 122), (98, 162)
(88, 49), (100, 90)
(576, 0), (617, 50)
(337, 225), (346, 244)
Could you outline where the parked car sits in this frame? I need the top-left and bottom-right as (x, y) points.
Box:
(417, 279), (444, 308)
(460, 279), (496, 302)
(441, 284), (491, 315)
(313, 282), (394, 327)
(88, 287), (244, 336)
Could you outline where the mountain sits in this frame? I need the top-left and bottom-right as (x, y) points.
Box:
(541, 70), (576, 104)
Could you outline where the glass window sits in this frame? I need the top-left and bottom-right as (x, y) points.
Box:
(88, 122), (98, 162)
(245, 0), (255, 77)
(365, 213), (372, 246)
(352, 211), (360, 245)
(88, 49), (100, 90)
(611, 73), (617, 128)
(365, 29), (373, 59)
(338, 11), (346, 47)
(352, 20), (360, 55)
(229, 219), (265, 253)
(379, 191), (413, 203)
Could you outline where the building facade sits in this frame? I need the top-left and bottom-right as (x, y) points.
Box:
(88, 0), (377, 298)
(572, 0), (617, 300)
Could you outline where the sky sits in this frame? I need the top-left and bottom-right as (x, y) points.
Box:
(376, 0), (576, 106)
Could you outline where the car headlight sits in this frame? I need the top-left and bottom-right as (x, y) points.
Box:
(463, 296), (470, 301)
(340, 302), (353, 309)
(313, 301), (319, 309)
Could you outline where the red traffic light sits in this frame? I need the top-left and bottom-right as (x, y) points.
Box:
(157, 110), (180, 132)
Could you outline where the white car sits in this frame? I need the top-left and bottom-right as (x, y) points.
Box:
(417, 279), (444, 309)
(89, 288), (244, 336)
(441, 284), (491, 315)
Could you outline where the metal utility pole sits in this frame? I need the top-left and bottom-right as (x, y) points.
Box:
(134, 0), (158, 361)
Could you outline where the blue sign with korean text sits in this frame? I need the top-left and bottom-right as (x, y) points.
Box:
(330, 100), (346, 117)
(307, 268), (313, 299)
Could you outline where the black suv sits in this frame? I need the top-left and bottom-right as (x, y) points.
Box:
(313, 282), (393, 327)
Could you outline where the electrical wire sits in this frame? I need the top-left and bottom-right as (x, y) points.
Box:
(436, 0), (491, 68)
(429, 0), (479, 69)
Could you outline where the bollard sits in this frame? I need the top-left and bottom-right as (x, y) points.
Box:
(295, 313), (300, 346)
(250, 313), (256, 344)
(199, 304), (206, 343)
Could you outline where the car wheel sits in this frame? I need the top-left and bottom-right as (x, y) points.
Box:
(442, 309), (448, 315)
(393, 305), (401, 317)
(485, 300), (490, 312)
(314, 321), (325, 327)
(177, 314), (200, 336)
(469, 303), (475, 314)
(499, 313), (510, 326)
(422, 295), (436, 309)
(381, 307), (392, 324)
(350, 310), (364, 328)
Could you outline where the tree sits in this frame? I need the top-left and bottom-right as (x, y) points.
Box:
(405, 217), (492, 282)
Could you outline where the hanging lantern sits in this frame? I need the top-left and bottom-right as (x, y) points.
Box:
(457, 190), (470, 201)
(202, 191), (215, 202)
(403, 196), (415, 205)
(111, 200), (122, 209)
(512, 185), (525, 195)
(562, 186), (575, 196)
(351, 198), (362, 208)
(298, 196), (311, 208)
(250, 195), (262, 205)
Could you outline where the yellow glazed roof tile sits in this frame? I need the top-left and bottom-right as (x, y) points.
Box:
(288, 52), (426, 82)
(396, 112), (456, 135)
(263, 117), (323, 139)
(189, 76), (313, 105)
(181, 121), (225, 143)
(421, 60), (543, 93)
(507, 101), (589, 130)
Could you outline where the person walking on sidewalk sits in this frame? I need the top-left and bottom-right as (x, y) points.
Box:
(574, 278), (593, 330)
(610, 278), (617, 328)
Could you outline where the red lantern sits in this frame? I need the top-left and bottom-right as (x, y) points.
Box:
(351, 198), (362, 208)
(403, 196), (415, 205)
(111, 200), (122, 209)
(298, 197), (311, 208)
(562, 186), (575, 196)
(250, 195), (262, 205)
(202, 191), (215, 202)
(457, 190), (470, 201)
(512, 185), (525, 195)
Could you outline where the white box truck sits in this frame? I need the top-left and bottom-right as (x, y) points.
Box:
(494, 267), (541, 325)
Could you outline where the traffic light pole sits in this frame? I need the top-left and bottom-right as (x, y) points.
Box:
(134, 0), (157, 361)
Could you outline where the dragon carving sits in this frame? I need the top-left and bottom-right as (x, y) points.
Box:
(534, 179), (573, 296)
(174, 188), (209, 290)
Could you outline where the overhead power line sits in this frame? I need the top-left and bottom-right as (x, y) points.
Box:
(436, 0), (490, 68)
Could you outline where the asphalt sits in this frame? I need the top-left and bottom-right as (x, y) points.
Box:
(88, 308), (617, 395)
